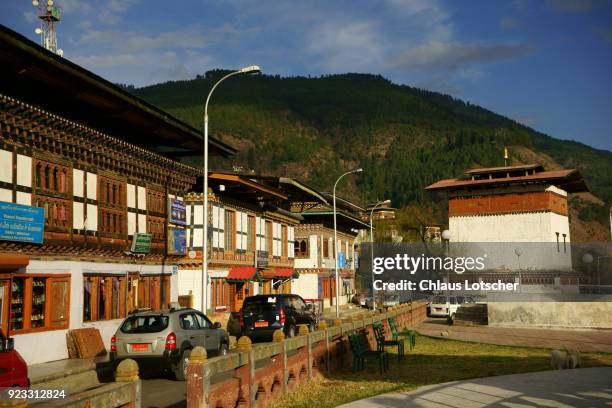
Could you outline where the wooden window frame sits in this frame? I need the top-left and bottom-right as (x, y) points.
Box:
(323, 237), (329, 258)
(83, 275), (126, 322)
(281, 225), (287, 259)
(225, 210), (235, 252)
(266, 221), (272, 256)
(247, 215), (255, 252)
(295, 239), (309, 258)
(1, 273), (70, 335)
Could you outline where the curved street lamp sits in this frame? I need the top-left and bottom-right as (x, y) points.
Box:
(202, 65), (261, 313)
(333, 168), (363, 318)
(369, 199), (391, 309)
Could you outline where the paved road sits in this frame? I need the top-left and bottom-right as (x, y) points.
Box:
(340, 367), (612, 408)
(136, 305), (370, 408)
(141, 369), (186, 408)
(418, 319), (612, 352)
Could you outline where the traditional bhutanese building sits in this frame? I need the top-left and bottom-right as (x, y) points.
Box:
(0, 26), (235, 364)
(176, 172), (302, 314)
(292, 194), (368, 308)
(426, 163), (588, 272)
(224, 176), (369, 308)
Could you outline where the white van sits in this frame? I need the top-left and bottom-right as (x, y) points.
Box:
(427, 295), (474, 318)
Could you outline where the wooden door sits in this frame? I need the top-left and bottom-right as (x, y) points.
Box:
(49, 277), (70, 329)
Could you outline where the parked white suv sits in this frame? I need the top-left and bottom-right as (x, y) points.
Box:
(427, 295), (474, 319)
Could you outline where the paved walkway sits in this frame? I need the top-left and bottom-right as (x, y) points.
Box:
(417, 319), (612, 352)
(29, 355), (110, 384)
(340, 367), (612, 408)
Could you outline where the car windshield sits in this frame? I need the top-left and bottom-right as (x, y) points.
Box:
(242, 297), (278, 314)
(431, 296), (446, 304)
(120, 315), (169, 333)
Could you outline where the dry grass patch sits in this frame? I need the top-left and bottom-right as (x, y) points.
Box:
(269, 335), (612, 408)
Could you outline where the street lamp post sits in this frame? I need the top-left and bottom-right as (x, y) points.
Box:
(442, 230), (451, 296)
(370, 199), (391, 310)
(333, 168), (362, 318)
(202, 65), (260, 313)
(514, 247), (523, 292)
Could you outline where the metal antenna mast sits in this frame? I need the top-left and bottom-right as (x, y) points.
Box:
(32, 0), (63, 57)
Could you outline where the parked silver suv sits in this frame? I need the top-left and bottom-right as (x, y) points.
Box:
(110, 308), (229, 380)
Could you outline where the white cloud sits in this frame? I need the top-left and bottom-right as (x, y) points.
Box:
(77, 24), (240, 54)
(41, 0), (137, 24)
(56, 0), (92, 13)
(71, 53), (150, 67)
(384, 0), (452, 41)
(306, 20), (384, 71)
(72, 50), (176, 68)
(389, 41), (533, 70)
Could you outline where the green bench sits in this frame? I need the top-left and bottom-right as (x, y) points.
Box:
(388, 316), (417, 350)
(373, 322), (405, 361)
(347, 331), (389, 374)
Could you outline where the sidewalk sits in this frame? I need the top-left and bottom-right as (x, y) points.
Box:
(322, 303), (366, 321)
(28, 355), (113, 392)
(417, 319), (612, 352)
(339, 367), (612, 408)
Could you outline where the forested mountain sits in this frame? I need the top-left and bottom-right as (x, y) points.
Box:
(131, 71), (612, 241)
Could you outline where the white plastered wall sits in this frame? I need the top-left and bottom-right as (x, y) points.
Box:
(12, 260), (169, 365)
(16, 154), (31, 188)
(449, 212), (570, 243)
(292, 274), (319, 300)
(177, 269), (203, 312)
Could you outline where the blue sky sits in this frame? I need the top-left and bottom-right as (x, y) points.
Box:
(2, 0), (611, 151)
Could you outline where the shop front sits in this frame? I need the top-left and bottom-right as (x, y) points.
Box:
(260, 268), (297, 295)
(226, 267), (258, 313)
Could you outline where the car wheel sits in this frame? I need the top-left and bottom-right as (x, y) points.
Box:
(218, 343), (228, 356)
(286, 325), (296, 338)
(173, 349), (191, 381)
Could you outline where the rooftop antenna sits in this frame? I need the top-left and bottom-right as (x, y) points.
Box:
(32, 0), (63, 57)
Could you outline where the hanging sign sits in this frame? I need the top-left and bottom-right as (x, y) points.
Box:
(131, 233), (152, 253)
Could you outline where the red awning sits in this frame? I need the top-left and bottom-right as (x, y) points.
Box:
(260, 268), (296, 279)
(226, 267), (257, 281)
(274, 268), (294, 278)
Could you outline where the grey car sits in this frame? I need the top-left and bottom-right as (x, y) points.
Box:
(110, 308), (229, 380)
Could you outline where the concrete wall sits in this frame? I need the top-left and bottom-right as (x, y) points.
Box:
(487, 294), (612, 329)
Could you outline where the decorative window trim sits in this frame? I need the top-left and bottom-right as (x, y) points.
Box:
(1, 273), (70, 335)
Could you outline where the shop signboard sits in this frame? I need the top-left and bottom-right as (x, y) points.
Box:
(0, 202), (44, 244)
(256, 250), (269, 269)
(338, 252), (346, 268)
(168, 198), (187, 226)
(167, 228), (186, 255)
(131, 233), (152, 253)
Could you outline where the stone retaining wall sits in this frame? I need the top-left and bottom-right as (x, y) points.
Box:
(187, 302), (427, 408)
